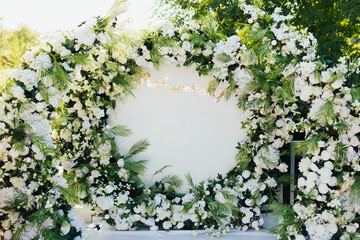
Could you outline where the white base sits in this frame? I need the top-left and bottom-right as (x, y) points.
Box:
(84, 229), (277, 240)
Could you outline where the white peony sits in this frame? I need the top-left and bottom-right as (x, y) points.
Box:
(96, 196), (114, 210)
(318, 183), (329, 194)
(32, 53), (52, 71)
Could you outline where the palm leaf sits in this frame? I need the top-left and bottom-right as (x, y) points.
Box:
(185, 172), (195, 189)
(108, 124), (133, 137)
(124, 159), (148, 176)
(125, 139), (150, 158)
(161, 174), (183, 188)
(349, 175), (360, 208)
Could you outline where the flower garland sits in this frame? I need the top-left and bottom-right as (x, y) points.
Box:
(0, 1), (359, 239)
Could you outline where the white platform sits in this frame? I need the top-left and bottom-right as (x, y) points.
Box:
(84, 229), (277, 240)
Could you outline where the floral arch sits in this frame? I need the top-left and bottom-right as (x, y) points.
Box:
(0, 1), (360, 240)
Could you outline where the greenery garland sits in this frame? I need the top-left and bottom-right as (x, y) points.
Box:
(0, 1), (359, 239)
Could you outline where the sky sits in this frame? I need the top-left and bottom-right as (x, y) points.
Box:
(0, 0), (157, 33)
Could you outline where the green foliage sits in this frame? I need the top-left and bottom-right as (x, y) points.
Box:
(41, 61), (70, 90)
(350, 175), (360, 208)
(161, 174), (183, 188)
(108, 124), (133, 137)
(57, 186), (80, 205)
(315, 100), (336, 125)
(125, 139), (150, 158)
(156, 0), (360, 62)
(293, 134), (325, 156)
(0, 24), (38, 69)
(268, 203), (302, 240)
(124, 159), (148, 176)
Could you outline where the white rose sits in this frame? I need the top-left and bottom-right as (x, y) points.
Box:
(307, 172), (318, 182)
(117, 158), (124, 167)
(346, 225), (356, 233)
(319, 167), (332, 184)
(96, 196), (114, 210)
(320, 150), (331, 160)
(298, 177), (306, 187)
(331, 79), (343, 89)
(350, 136), (360, 147)
(61, 222), (71, 235)
(4, 230), (12, 239)
(11, 85), (25, 100)
(324, 161), (334, 170)
(60, 128), (72, 141)
(299, 157), (312, 172)
(242, 170), (251, 179)
(104, 185), (114, 194)
(117, 193), (128, 204)
(328, 177), (337, 187)
(163, 221), (172, 230)
(176, 222), (184, 229)
(10, 177), (25, 188)
(318, 183), (329, 194)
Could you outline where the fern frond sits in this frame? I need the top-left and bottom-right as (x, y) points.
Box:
(57, 186), (79, 205)
(315, 100), (335, 124)
(125, 139), (150, 158)
(108, 124), (133, 137)
(161, 174), (183, 188)
(124, 159), (148, 176)
(185, 172), (195, 189)
(349, 175), (360, 208)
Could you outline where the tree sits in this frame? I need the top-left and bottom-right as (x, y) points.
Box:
(0, 23), (38, 69)
(156, 0), (360, 62)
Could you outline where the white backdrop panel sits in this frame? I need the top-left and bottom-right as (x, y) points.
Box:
(108, 64), (247, 191)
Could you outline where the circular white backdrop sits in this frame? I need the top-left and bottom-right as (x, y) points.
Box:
(108, 64), (247, 192)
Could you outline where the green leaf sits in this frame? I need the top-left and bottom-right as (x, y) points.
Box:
(153, 165), (172, 177)
(109, 125), (133, 137)
(315, 100), (335, 124)
(125, 139), (150, 158)
(124, 159), (148, 176)
(57, 186), (79, 205)
(161, 174), (183, 188)
(349, 175), (360, 208)
(185, 172), (195, 189)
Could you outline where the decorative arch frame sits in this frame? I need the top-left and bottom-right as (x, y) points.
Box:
(0, 1), (359, 240)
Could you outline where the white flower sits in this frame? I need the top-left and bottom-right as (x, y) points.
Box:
(52, 175), (68, 188)
(0, 188), (15, 208)
(346, 225), (356, 233)
(61, 222), (71, 235)
(331, 79), (343, 89)
(319, 167), (332, 184)
(321, 150), (332, 160)
(295, 235), (306, 240)
(117, 193), (129, 204)
(318, 183), (329, 194)
(73, 21), (96, 46)
(32, 53), (52, 71)
(117, 158), (124, 167)
(10, 177), (25, 189)
(233, 68), (253, 90)
(350, 136), (360, 147)
(242, 170), (251, 179)
(104, 185), (114, 194)
(277, 163), (288, 172)
(92, 107), (105, 119)
(163, 221), (172, 230)
(215, 192), (226, 203)
(96, 196), (114, 210)
(11, 85), (25, 100)
(253, 145), (280, 170)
